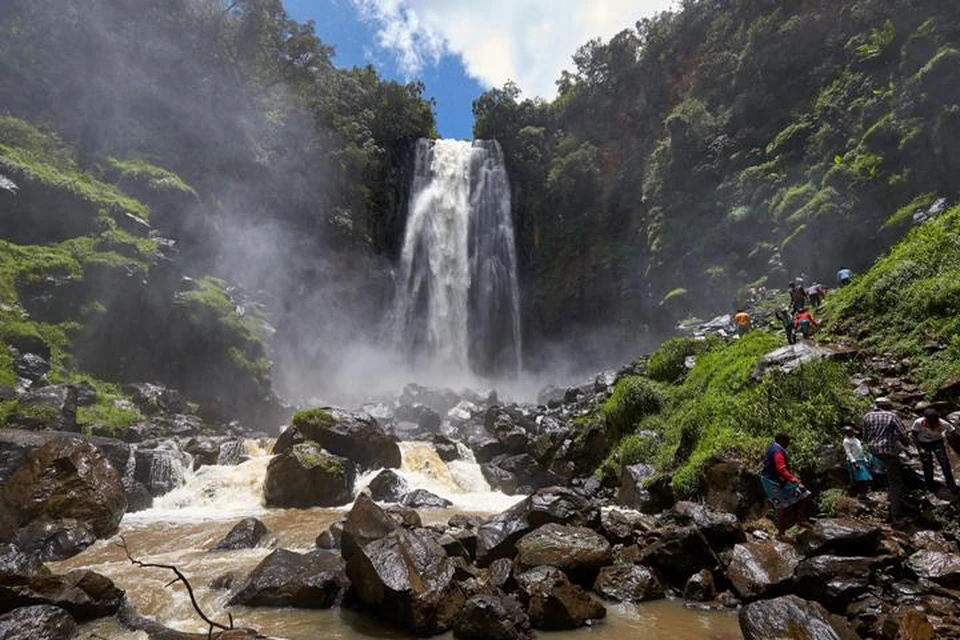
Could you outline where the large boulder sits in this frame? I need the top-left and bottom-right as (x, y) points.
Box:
(481, 454), (563, 495)
(475, 487), (598, 566)
(10, 385), (78, 432)
(727, 541), (801, 601)
(346, 527), (465, 635)
(515, 565), (605, 631)
(0, 569), (123, 620)
(906, 550), (960, 587)
(739, 594), (862, 640)
(671, 501), (744, 549)
(753, 343), (845, 379)
(228, 549), (348, 608)
(263, 442), (355, 508)
(340, 494), (399, 561)
(794, 556), (880, 609)
(275, 408), (400, 470)
(797, 519), (881, 557)
(704, 459), (766, 519)
(452, 594), (533, 640)
(0, 543), (49, 578)
(599, 507), (656, 544)
(617, 464), (674, 513)
(210, 518), (272, 551)
(133, 442), (191, 497)
(0, 439), (125, 561)
(366, 470), (408, 503)
(592, 564), (664, 602)
(638, 526), (718, 587)
(0, 605), (77, 640)
(401, 489), (453, 509)
(515, 523), (611, 585)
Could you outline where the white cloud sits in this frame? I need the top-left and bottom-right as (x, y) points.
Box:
(350, 0), (678, 98)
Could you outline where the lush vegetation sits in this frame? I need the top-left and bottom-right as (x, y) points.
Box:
(601, 332), (867, 497)
(474, 0), (960, 348)
(827, 203), (960, 392)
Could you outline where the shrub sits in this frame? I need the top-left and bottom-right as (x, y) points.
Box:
(601, 376), (664, 443)
(646, 336), (715, 384)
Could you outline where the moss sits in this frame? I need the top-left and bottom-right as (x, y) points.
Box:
(293, 441), (344, 474)
(647, 336), (715, 384)
(0, 347), (15, 389)
(104, 156), (197, 197)
(70, 374), (142, 432)
(292, 408), (337, 431)
(601, 376), (664, 444)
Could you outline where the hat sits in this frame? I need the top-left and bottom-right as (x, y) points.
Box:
(915, 400), (931, 412)
(842, 426), (856, 435)
(874, 396), (893, 409)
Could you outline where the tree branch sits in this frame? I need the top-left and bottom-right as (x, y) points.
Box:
(116, 536), (233, 636)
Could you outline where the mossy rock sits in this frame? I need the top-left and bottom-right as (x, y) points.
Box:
(263, 441), (356, 508)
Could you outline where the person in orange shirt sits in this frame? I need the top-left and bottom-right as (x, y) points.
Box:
(793, 307), (818, 339)
(733, 309), (751, 337)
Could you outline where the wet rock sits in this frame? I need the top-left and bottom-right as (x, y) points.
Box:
(753, 343), (846, 379)
(12, 385), (78, 432)
(797, 519), (881, 557)
(433, 435), (461, 462)
(384, 505), (423, 528)
(638, 526), (718, 587)
(73, 382), (97, 407)
(275, 408), (401, 470)
(488, 558), (515, 591)
(211, 518), (272, 551)
(13, 353), (50, 382)
(671, 501), (743, 549)
(704, 459), (766, 518)
(906, 550), (960, 587)
(0, 438), (125, 561)
(599, 507), (656, 544)
(617, 465), (674, 513)
(125, 383), (188, 416)
(346, 527), (465, 635)
(536, 386), (566, 407)
(515, 523), (611, 585)
(475, 487), (598, 566)
(229, 549), (348, 608)
(453, 594), (533, 640)
(727, 541), (800, 600)
(481, 454), (563, 495)
(0, 543), (49, 578)
(183, 437), (219, 470)
(910, 530), (958, 554)
(209, 573), (237, 590)
(263, 442), (356, 508)
(516, 565), (605, 630)
(739, 594), (862, 640)
(367, 470), (408, 503)
(883, 606), (936, 640)
(0, 569), (123, 620)
(134, 443), (191, 497)
(399, 384), (463, 416)
(340, 494), (399, 562)
(809, 446), (850, 495)
(316, 521), (344, 550)
(401, 489), (453, 509)
(217, 439), (247, 466)
(592, 564), (664, 602)
(684, 569), (716, 602)
(0, 605), (77, 640)
(470, 436), (506, 463)
(794, 556), (878, 609)
(125, 483), (153, 514)
(11, 522), (96, 564)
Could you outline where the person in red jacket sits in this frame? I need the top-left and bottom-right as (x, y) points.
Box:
(793, 307), (819, 339)
(761, 433), (812, 541)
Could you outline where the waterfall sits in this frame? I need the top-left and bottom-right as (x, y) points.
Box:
(394, 139), (522, 377)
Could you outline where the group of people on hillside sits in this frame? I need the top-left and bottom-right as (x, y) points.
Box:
(761, 397), (958, 540)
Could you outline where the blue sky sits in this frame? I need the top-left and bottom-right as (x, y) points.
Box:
(283, 0), (677, 139)
(285, 0), (484, 139)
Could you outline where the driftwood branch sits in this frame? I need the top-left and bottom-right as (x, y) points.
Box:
(116, 535), (233, 637)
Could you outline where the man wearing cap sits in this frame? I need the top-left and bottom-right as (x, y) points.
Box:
(860, 397), (911, 520)
(911, 407), (958, 494)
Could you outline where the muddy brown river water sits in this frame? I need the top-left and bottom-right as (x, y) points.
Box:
(54, 443), (742, 640)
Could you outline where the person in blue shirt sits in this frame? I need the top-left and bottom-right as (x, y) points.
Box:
(837, 268), (853, 286)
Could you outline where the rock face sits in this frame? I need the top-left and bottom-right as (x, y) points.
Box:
(0, 605), (78, 640)
(592, 565), (664, 602)
(516, 565), (606, 630)
(275, 408), (401, 470)
(367, 470), (408, 502)
(346, 527), (465, 635)
(0, 438), (126, 561)
(453, 594), (534, 640)
(727, 541), (801, 600)
(228, 549), (348, 608)
(263, 442), (355, 508)
(211, 518), (272, 551)
(0, 569), (124, 621)
(739, 594), (862, 640)
(475, 487), (598, 565)
(515, 524), (611, 584)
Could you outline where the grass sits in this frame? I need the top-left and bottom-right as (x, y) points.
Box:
(104, 156), (197, 197)
(601, 376), (664, 444)
(292, 408), (337, 430)
(70, 374), (142, 433)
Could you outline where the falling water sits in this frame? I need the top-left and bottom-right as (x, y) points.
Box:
(394, 139), (522, 377)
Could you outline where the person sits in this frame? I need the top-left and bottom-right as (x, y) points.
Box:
(842, 426), (873, 495)
(837, 268), (853, 286)
(807, 283), (827, 308)
(790, 281), (808, 312)
(733, 309), (751, 336)
(793, 307), (819, 339)
(861, 397), (912, 522)
(910, 407), (959, 494)
(775, 309), (796, 345)
(761, 433), (813, 541)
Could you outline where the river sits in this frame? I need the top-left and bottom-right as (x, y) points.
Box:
(53, 441), (742, 639)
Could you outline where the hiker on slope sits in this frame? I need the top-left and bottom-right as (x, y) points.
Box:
(861, 397), (912, 522)
(911, 406), (959, 495)
(761, 433), (813, 541)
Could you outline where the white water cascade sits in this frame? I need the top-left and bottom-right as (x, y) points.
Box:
(393, 139), (522, 377)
